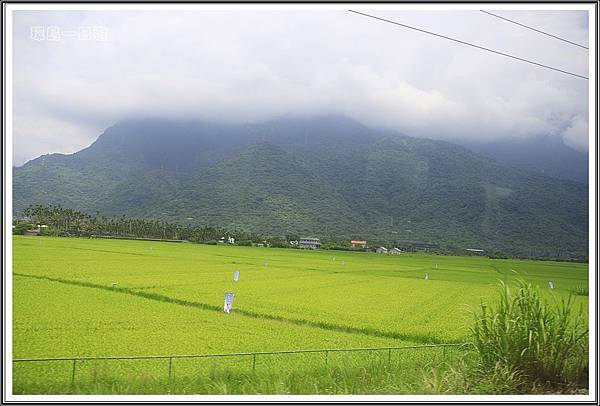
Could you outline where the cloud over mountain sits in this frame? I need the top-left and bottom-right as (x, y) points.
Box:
(12, 8), (590, 165)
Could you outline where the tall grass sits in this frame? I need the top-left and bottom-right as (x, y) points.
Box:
(471, 280), (588, 391)
(14, 348), (463, 395)
(570, 285), (589, 297)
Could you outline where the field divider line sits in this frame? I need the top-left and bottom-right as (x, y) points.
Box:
(13, 343), (470, 363)
(45, 244), (153, 257)
(13, 272), (459, 345)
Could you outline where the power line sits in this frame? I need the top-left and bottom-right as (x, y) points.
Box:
(480, 10), (588, 50)
(348, 10), (588, 80)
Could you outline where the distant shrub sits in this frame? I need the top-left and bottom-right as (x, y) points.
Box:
(39, 227), (53, 236)
(13, 222), (34, 235)
(52, 231), (70, 237)
(237, 240), (252, 246)
(488, 250), (509, 259)
(472, 280), (588, 391)
(202, 240), (218, 245)
(268, 240), (289, 248)
(325, 246), (355, 251)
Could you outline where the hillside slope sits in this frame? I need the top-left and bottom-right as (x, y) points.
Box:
(13, 116), (588, 257)
(456, 135), (588, 183)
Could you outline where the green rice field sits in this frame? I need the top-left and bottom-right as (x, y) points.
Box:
(12, 236), (589, 394)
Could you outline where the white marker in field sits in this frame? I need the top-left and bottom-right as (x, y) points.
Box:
(548, 281), (554, 289)
(234, 270), (239, 282)
(111, 283), (117, 288)
(224, 292), (234, 313)
(424, 272), (429, 280)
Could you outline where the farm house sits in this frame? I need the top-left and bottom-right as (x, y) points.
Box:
(299, 237), (321, 249)
(351, 240), (367, 248)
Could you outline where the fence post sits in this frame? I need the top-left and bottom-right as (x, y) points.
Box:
(70, 359), (77, 387)
(168, 357), (173, 384)
(388, 349), (391, 366)
(325, 351), (328, 367)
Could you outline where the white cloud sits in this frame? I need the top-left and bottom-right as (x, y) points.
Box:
(563, 115), (589, 152)
(11, 8), (591, 165)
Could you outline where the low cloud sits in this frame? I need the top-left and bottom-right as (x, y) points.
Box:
(12, 8), (591, 165)
(563, 114), (589, 152)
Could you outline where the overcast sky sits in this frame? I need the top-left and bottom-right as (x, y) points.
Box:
(12, 7), (590, 166)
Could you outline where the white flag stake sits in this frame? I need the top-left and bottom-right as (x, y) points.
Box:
(224, 292), (234, 313)
(234, 270), (239, 282)
(548, 281), (554, 289)
(424, 272), (429, 280)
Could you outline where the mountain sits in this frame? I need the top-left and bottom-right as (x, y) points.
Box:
(455, 136), (588, 184)
(13, 116), (588, 258)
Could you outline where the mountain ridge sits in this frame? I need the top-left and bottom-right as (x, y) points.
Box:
(13, 116), (588, 258)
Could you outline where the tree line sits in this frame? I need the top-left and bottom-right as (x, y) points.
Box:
(13, 204), (587, 262)
(14, 204), (263, 244)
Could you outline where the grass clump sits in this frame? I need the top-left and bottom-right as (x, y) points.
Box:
(471, 280), (588, 392)
(570, 285), (589, 297)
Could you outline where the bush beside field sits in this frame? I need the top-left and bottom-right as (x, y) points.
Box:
(471, 280), (588, 392)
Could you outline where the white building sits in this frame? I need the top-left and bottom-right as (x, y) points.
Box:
(299, 237), (321, 249)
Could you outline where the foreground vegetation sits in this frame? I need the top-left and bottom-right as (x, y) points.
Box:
(15, 344), (472, 395)
(472, 280), (588, 391)
(12, 236), (588, 394)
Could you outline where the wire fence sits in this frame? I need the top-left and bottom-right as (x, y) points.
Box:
(14, 343), (470, 387)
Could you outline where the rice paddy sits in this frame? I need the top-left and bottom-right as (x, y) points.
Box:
(12, 236), (588, 394)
